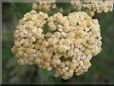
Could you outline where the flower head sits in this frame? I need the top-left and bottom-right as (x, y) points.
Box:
(12, 10), (102, 80)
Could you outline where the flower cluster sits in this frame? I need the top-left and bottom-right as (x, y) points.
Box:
(32, 0), (56, 12)
(12, 10), (102, 80)
(71, 0), (113, 16)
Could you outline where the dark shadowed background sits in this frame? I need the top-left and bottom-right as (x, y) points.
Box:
(2, 3), (114, 85)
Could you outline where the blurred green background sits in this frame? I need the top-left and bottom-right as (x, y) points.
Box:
(2, 3), (114, 84)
